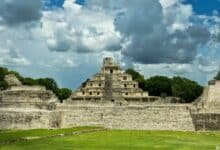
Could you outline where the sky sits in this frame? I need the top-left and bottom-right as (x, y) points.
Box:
(0, 0), (220, 90)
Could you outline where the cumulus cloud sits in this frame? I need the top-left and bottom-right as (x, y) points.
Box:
(0, 47), (30, 67)
(196, 55), (219, 73)
(0, 0), (42, 26)
(169, 64), (193, 75)
(84, 0), (211, 64)
(42, 0), (122, 53)
(110, 0), (210, 64)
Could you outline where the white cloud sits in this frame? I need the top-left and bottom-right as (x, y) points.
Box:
(40, 0), (122, 53)
(159, 0), (178, 8)
(0, 47), (30, 67)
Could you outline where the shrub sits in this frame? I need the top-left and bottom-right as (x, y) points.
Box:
(145, 76), (172, 97)
(172, 77), (203, 103)
(55, 88), (72, 102)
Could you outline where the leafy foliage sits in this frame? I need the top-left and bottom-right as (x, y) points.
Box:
(56, 88), (72, 102)
(0, 67), (9, 90)
(22, 78), (38, 85)
(172, 77), (203, 103)
(126, 68), (203, 103)
(214, 71), (220, 80)
(37, 78), (58, 92)
(0, 67), (8, 80)
(145, 76), (172, 97)
(0, 80), (8, 91)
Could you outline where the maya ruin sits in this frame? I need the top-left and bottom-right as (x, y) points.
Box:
(0, 57), (220, 131)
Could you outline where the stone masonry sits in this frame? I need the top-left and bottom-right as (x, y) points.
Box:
(191, 80), (220, 130)
(70, 57), (148, 104)
(0, 57), (220, 131)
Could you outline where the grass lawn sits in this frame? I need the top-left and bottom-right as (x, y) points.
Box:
(0, 127), (220, 150)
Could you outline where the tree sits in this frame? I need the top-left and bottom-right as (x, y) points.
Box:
(172, 77), (203, 103)
(0, 67), (9, 90)
(0, 67), (8, 80)
(126, 68), (146, 90)
(0, 80), (8, 91)
(145, 76), (172, 97)
(214, 71), (220, 80)
(22, 78), (38, 85)
(37, 78), (58, 92)
(56, 88), (72, 102)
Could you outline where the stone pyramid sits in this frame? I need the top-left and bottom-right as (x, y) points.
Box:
(70, 57), (148, 103)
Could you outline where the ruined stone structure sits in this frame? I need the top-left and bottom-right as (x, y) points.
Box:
(0, 57), (219, 131)
(70, 57), (148, 105)
(191, 80), (220, 130)
(0, 75), (58, 129)
(4, 74), (22, 86)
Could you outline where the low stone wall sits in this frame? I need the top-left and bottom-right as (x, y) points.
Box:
(56, 104), (195, 131)
(0, 109), (52, 129)
(1, 103), (220, 131)
(0, 104), (195, 131)
(191, 113), (220, 131)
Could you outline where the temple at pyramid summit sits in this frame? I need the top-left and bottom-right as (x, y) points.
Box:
(70, 57), (149, 104)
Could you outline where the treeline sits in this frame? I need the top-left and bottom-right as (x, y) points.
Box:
(215, 71), (220, 80)
(0, 67), (71, 102)
(126, 69), (204, 103)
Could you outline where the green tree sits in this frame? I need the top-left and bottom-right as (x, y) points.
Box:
(0, 67), (9, 90)
(126, 68), (146, 90)
(0, 80), (9, 91)
(22, 78), (38, 85)
(172, 77), (203, 103)
(214, 71), (220, 80)
(37, 78), (58, 92)
(145, 76), (172, 97)
(56, 88), (72, 102)
(0, 67), (8, 80)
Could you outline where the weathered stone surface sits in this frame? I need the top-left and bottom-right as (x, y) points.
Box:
(191, 113), (220, 131)
(0, 109), (52, 129)
(4, 74), (22, 86)
(191, 80), (220, 130)
(0, 85), (57, 109)
(70, 57), (149, 103)
(195, 80), (220, 113)
(56, 104), (195, 131)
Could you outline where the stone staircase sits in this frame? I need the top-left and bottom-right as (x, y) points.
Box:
(104, 75), (113, 101)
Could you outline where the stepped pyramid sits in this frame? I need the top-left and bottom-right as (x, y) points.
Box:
(0, 74), (57, 110)
(197, 80), (220, 112)
(70, 57), (149, 103)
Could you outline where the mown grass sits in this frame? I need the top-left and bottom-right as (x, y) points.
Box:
(0, 126), (101, 144)
(0, 127), (220, 150)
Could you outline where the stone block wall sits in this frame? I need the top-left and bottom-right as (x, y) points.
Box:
(191, 113), (220, 131)
(0, 109), (52, 129)
(1, 104), (220, 131)
(56, 104), (195, 131)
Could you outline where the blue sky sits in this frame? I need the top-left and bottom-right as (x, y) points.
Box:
(46, 0), (220, 16)
(0, 0), (220, 89)
(43, 0), (83, 8)
(184, 0), (220, 16)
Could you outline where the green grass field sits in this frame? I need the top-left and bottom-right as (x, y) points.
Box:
(0, 127), (220, 150)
